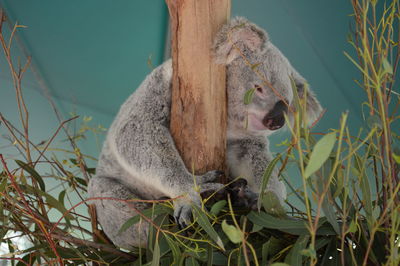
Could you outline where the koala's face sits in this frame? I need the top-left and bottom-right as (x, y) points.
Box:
(226, 51), (294, 136)
(214, 17), (322, 137)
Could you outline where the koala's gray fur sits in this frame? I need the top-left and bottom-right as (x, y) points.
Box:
(88, 17), (322, 249)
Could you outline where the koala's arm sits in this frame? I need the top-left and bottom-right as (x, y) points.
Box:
(110, 122), (199, 197)
(107, 62), (221, 200)
(227, 137), (286, 203)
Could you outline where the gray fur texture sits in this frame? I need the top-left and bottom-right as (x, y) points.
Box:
(88, 17), (322, 249)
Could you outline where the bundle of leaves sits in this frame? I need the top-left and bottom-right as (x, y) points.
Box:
(1, 0), (400, 265)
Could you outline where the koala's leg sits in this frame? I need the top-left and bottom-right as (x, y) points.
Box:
(88, 176), (151, 249)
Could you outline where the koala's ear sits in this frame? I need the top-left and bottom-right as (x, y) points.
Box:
(213, 17), (269, 65)
(289, 71), (323, 126)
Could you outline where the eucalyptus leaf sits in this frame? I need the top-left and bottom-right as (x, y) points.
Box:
(165, 235), (181, 263)
(393, 153), (400, 164)
(16, 160), (46, 191)
(150, 240), (160, 266)
(119, 204), (170, 234)
(261, 240), (271, 266)
(321, 196), (340, 234)
(0, 177), (7, 192)
(244, 88), (256, 105)
(185, 257), (200, 266)
(382, 57), (393, 75)
(258, 154), (281, 210)
(251, 62), (262, 70)
(367, 115), (382, 130)
(221, 220), (242, 244)
(262, 191), (287, 218)
(354, 154), (373, 227)
(304, 132), (336, 179)
(19, 184), (74, 220)
(58, 190), (66, 205)
(247, 211), (336, 235)
(192, 205), (225, 250)
(210, 200), (226, 216)
(285, 235), (309, 266)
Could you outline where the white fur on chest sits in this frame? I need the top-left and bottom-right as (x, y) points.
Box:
(227, 145), (257, 191)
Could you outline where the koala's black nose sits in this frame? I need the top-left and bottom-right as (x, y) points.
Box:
(263, 100), (288, 130)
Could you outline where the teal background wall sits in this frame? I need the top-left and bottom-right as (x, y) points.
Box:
(0, 1), (368, 212)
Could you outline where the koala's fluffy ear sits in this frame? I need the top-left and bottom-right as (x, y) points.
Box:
(289, 70), (323, 126)
(213, 17), (269, 65)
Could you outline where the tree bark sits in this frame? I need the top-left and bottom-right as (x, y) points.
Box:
(166, 0), (230, 181)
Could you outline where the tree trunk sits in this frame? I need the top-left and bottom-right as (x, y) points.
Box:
(166, 0), (230, 181)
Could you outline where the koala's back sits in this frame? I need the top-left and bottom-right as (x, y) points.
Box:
(94, 60), (173, 197)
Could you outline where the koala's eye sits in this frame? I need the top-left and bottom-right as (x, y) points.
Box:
(255, 84), (263, 93)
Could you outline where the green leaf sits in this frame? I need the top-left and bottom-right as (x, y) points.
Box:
(192, 205), (224, 250)
(354, 154), (373, 227)
(185, 257), (200, 266)
(300, 247), (316, 260)
(58, 190), (66, 205)
(16, 160), (46, 191)
(304, 132), (336, 178)
(348, 219), (357, 233)
(0, 177), (7, 192)
(247, 211), (336, 235)
(20, 184), (74, 220)
(261, 240), (271, 266)
(210, 200), (226, 216)
(207, 252), (228, 265)
(17, 252), (36, 266)
(271, 263), (290, 266)
(165, 235), (181, 263)
(248, 211), (308, 235)
(262, 191), (287, 218)
(150, 240), (160, 266)
(251, 223), (263, 233)
(393, 153), (400, 164)
(382, 57), (393, 75)
(367, 115), (382, 130)
(258, 154), (282, 210)
(74, 177), (87, 187)
(119, 204), (169, 233)
(321, 195), (340, 235)
(221, 220), (242, 244)
(244, 88), (256, 105)
(285, 235), (309, 266)
(251, 62), (262, 70)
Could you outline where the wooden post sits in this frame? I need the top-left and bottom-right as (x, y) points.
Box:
(166, 0), (230, 180)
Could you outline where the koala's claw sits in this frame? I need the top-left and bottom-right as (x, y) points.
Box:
(229, 178), (259, 210)
(173, 171), (224, 229)
(199, 182), (224, 193)
(173, 204), (192, 229)
(199, 170), (224, 183)
(173, 191), (201, 229)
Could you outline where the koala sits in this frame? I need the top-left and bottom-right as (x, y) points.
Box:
(88, 17), (322, 249)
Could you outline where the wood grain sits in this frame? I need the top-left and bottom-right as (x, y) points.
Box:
(166, 0), (230, 179)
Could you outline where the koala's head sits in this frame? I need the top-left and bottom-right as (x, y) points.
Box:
(214, 17), (322, 137)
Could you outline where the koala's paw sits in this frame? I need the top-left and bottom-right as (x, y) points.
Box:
(173, 193), (200, 229)
(174, 171), (224, 229)
(199, 170), (225, 183)
(196, 170), (225, 193)
(228, 178), (258, 210)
